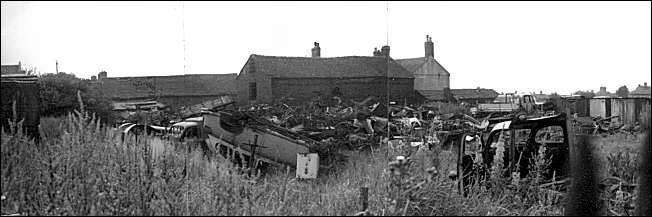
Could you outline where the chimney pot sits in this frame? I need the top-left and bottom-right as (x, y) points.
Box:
(424, 34), (434, 58)
(98, 71), (107, 80)
(311, 42), (321, 58)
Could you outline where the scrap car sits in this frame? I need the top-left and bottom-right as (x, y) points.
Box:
(450, 113), (571, 195)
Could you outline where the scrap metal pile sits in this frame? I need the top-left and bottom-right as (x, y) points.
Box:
(236, 97), (490, 156)
(573, 115), (643, 135)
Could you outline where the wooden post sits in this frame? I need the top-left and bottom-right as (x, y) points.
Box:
(565, 107), (575, 164)
(360, 187), (369, 212)
(509, 128), (515, 176)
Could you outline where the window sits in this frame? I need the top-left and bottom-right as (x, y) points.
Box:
(184, 127), (198, 139)
(249, 82), (257, 100)
(535, 126), (565, 144)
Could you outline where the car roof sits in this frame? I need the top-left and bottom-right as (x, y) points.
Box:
(490, 114), (566, 133)
(172, 121), (201, 128)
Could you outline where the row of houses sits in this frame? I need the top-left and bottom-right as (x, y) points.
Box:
(93, 35), (498, 111)
(594, 84), (651, 98)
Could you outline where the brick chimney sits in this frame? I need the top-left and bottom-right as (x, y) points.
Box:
(425, 35), (434, 58)
(98, 71), (107, 80)
(373, 47), (382, 56)
(381, 45), (390, 57)
(311, 42), (320, 58)
(600, 86), (607, 93)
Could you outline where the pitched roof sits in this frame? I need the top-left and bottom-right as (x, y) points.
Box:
(1, 64), (24, 75)
(97, 73), (237, 100)
(417, 90), (446, 101)
(451, 88), (499, 100)
(630, 85), (651, 98)
(395, 56), (450, 75)
(248, 55), (414, 78)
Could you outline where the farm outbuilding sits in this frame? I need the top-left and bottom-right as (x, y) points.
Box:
(1, 73), (40, 140)
(94, 72), (237, 111)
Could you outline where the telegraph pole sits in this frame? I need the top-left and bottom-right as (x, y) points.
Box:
(56, 60), (59, 73)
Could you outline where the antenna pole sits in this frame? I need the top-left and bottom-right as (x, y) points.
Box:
(181, 2), (189, 216)
(386, 1), (390, 146)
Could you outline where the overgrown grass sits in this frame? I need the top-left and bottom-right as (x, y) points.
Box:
(1, 112), (646, 216)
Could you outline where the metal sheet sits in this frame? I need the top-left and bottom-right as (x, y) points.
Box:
(296, 153), (319, 179)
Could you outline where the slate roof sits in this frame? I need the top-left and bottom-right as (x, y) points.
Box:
(247, 55), (414, 78)
(97, 73), (237, 100)
(451, 88), (499, 100)
(1, 64), (24, 75)
(395, 57), (450, 75)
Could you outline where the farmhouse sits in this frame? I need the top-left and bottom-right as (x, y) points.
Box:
(235, 43), (419, 105)
(94, 72), (237, 111)
(630, 82), (651, 98)
(395, 36), (498, 104)
(396, 35), (450, 92)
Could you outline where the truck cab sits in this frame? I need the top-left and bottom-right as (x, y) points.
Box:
(473, 94), (547, 116)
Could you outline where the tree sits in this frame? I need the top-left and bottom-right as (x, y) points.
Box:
(39, 72), (115, 124)
(616, 85), (629, 97)
(573, 90), (595, 99)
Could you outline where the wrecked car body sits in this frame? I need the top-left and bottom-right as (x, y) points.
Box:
(451, 113), (570, 195)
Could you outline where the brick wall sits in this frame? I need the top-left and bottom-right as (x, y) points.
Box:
(414, 57), (450, 91)
(236, 59), (273, 106)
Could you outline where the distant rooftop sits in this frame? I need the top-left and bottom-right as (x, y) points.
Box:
(1, 62), (26, 75)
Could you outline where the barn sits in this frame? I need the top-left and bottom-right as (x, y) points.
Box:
(235, 43), (420, 106)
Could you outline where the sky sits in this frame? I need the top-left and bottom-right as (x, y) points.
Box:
(2, 1), (650, 95)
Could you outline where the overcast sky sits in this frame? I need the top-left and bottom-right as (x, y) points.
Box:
(2, 1), (650, 95)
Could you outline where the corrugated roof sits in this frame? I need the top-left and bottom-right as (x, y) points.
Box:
(451, 88), (499, 100)
(249, 55), (414, 78)
(97, 73), (237, 100)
